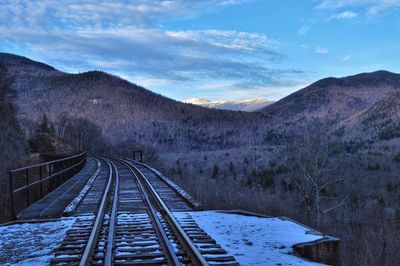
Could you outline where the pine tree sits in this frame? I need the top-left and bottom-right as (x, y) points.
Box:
(211, 165), (219, 179)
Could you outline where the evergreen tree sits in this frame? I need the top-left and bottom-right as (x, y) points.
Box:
(211, 165), (219, 179)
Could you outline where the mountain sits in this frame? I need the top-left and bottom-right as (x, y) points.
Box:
(261, 71), (400, 128)
(0, 53), (270, 152)
(184, 98), (272, 112)
(3, 52), (400, 153)
(336, 91), (400, 142)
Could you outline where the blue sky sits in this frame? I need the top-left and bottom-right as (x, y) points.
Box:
(1, 0), (400, 101)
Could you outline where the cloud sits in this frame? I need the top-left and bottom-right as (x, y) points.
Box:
(0, 0), (305, 93)
(315, 46), (329, 54)
(316, 0), (400, 16)
(366, 3), (400, 16)
(0, 0), (249, 30)
(342, 55), (351, 61)
(166, 30), (279, 55)
(297, 26), (310, 36)
(316, 0), (369, 9)
(334, 11), (358, 19)
(300, 44), (310, 49)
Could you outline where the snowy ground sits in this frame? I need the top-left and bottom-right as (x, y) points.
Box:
(0, 218), (76, 265)
(0, 212), (327, 265)
(175, 211), (326, 266)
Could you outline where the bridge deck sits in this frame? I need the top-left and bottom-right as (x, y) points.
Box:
(1, 156), (336, 265)
(18, 158), (98, 220)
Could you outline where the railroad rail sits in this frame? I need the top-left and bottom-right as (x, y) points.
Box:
(50, 156), (238, 265)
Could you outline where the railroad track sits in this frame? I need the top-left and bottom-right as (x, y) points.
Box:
(51, 156), (238, 265)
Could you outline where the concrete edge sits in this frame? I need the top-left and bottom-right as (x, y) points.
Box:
(0, 218), (63, 226)
(278, 216), (324, 237)
(215, 209), (272, 218)
(293, 237), (340, 265)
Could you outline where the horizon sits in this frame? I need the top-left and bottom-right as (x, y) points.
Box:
(1, 1), (400, 101)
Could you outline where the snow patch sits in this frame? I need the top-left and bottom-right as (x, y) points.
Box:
(184, 97), (211, 105)
(0, 218), (76, 265)
(184, 98), (272, 112)
(179, 211), (326, 266)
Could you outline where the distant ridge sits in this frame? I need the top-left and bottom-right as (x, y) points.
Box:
(260, 70), (400, 126)
(184, 98), (273, 112)
(0, 53), (58, 73)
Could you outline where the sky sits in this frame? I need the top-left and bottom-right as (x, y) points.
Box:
(1, 0), (400, 102)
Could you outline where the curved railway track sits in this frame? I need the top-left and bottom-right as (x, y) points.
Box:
(51, 156), (238, 265)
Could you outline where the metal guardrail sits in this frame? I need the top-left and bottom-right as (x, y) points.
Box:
(8, 152), (87, 220)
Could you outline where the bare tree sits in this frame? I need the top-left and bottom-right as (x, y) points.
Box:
(62, 117), (106, 152)
(292, 130), (348, 227)
(54, 113), (69, 139)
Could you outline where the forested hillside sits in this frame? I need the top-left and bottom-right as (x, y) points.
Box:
(337, 91), (400, 143)
(0, 62), (26, 177)
(4, 53), (400, 155)
(0, 53), (270, 153)
(261, 70), (400, 129)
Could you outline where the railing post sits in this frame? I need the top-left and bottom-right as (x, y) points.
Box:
(8, 172), (16, 220)
(56, 162), (59, 187)
(69, 158), (72, 177)
(25, 169), (30, 208)
(63, 160), (66, 183)
(67, 158), (71, 177)
(71, 158), (75, 175)
(40, 166), (43, 198)
(54, 163), (56, 189)
(49, 163), (52, 192)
